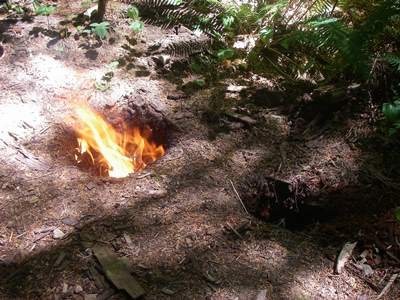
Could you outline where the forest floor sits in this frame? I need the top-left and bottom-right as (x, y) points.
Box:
(0, 1), (400, 299)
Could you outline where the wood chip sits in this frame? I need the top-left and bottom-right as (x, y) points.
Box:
(33, 231), (51, 243)
(123, 233), (134, 249)
(93, 245), (145, 299)
(336, 242), (357, 274)
(255, 289), (267, 300)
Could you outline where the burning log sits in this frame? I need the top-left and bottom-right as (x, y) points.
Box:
(71, 102), (165, 178)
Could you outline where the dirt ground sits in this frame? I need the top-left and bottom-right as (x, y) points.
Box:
(0, 1), (400, 299)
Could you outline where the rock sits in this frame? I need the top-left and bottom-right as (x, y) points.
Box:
(356, 263), (374, 276)
(62, 217), (78, 227)
(74, 285), (83, 294)
(225, 112), (257, 125)
(85, 182), (96, 190)
(53, 228), (65, 240)
(226, 85), (247, 93)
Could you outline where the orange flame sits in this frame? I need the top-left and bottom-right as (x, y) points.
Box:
(72, 104), (164, 178)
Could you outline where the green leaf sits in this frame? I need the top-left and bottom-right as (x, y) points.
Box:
(308, 18), (339, 27)
(167, 0), (182, 4)
(90, 22), (110, 39)
(395, 207), (400, 222)
(217, 48), (235, 61)
(127, 6), (140, 20)
(222, 15), (235, 29)
(384, 53), (400, 72)
(260, 28), (273, 42)
(130, 20), (144, 33)
(193, 79), (206, 87)
(383, 100), (400, 123)
(35, 5), (56, 16)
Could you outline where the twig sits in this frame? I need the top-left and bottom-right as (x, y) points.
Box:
(229, 179), (249, 215)
(376, 273), (398, 300)
(226, 222), (243, 239)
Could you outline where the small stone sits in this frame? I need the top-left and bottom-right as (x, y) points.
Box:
(53, 228), (65, 239)
(74, 285), (83, 294)
(62, 282), (68, 293)
(226, 85), (247, 93)
(86, 182), (96, 190)
(84, 294), (97, 300)
(161, 287), (175, 295)
(148, 189), (167, 198)
(62, 217), (78, 227)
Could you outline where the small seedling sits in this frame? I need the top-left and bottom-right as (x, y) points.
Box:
(6, 3), (26, 15)
(130, 20), (144, 33)
(127, 5), (144, 33)
(33, 1), (56, 28)
(395, 207), (400, 222)
(90, 21), (110, 39)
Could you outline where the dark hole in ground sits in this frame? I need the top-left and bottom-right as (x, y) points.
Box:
(239, 175), (332, 230)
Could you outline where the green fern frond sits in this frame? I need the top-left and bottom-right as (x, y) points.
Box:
(131, 0), (226, 35)
(165, 38), (215, 57)
(384, 53), (400, 72)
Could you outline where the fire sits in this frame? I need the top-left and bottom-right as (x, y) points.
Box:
(72, 104), (165, 178)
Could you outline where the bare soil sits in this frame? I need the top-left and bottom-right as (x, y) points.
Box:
(0, 2), (399, 299)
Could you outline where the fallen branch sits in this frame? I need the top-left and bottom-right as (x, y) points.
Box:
(229, 179), (249, 215)
(376, 273), (398, 299)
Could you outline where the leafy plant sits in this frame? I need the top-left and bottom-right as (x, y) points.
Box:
(383, 99), (400, 135)
(127, 5), (144, 33)
(5, 3), (26, 15)
(395, 207), (400, 222)
(33, 1), (56, 16)
(90, 21), (110, 39)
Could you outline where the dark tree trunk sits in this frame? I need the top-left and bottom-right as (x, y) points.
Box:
(96, 0), (108, 21)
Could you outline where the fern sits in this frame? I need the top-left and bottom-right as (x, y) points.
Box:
(165, 39), (214, 57)
(384, 53), (400, 72)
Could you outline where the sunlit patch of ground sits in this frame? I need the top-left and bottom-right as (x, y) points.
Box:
(0, 2), (398, 299)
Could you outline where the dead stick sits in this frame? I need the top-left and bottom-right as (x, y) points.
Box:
(229, 180), (249, 215)
(376, 273), (398, 300)
(226, 222), (243, 239)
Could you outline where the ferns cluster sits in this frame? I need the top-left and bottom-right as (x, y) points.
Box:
(129, 0), (400, 88)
